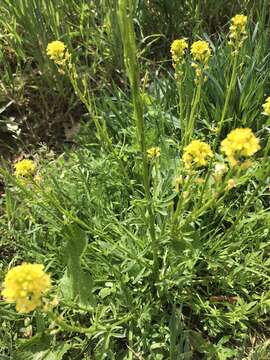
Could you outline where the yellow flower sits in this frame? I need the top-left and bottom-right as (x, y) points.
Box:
(14, 159), (36, 177)
(229, 14), (247, 48)
(147, 147), (161, 159)
(221, 128), (260, 166)
(230, 14), (247, 34)
(227, 178), (237, 190)
(191, 40), (211, 64)
(262, 96), (270, 116)
(46, 40), (68, 65)
(170, 39), (188, 63)
(182, 140), (213, 169)
(2, 263), (51, 313)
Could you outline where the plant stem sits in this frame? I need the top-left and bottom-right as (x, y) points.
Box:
(177, 81), (185, 138)
(217, 53), (238, 137)
(175, 63), (186, 138)
(68, 67), (110, 150)
(184, 76), (203, 146)
(47, 310), (131, 335)
(118, 0), (158, 273)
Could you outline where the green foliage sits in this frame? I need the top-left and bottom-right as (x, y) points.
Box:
(1, 0), (270, 359)
(0, 0), (269, 154)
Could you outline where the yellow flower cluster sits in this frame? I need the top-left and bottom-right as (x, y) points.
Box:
(147, 147), (161, 159)
(2, 263), (51, 313)
(170, 39), (211, 81)
(14, 159), (36, 177)
(169, 14), (247, 82)
(182, 140), (213, 169)
(170, 39), (188, 64)
(230, 14), (247, 35)
(262, 96), (270, 116)
(191, 40), (211, 64)
(46, 40), (68, 65)
(190, 40), (211, 80)
(221, 128), (260, 166)
(229, 14), (247, 49)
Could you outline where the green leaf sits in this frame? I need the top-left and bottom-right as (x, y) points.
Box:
(31, 343), (71, 360)
(62, 224), (95, 308)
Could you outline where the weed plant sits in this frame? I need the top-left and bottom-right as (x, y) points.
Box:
(1, 1), (270, 359)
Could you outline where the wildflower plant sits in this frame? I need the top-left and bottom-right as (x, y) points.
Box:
(191, 40), (212, 79)
(46, 40), (113, 153)
(1, 3), (270, 359)
(183, 40), (212, 146)
(228, 14), (248, 52)
(171, 38), (189, 138)
(218, 14), (248, 135)
(118, 0), (158, 274)
(170, 39), (188, 66)
(46, 40), (69, 66)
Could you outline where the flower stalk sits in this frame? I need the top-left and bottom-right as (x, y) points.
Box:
(217, 14), (248, 136)
(185, 76), (203, 146)
(170, 39), (188, 136)
(184, 40), (211, 146)
(217, 52), (238, 135)
(118, 0), (158, 273)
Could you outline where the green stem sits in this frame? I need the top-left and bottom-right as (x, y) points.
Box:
(177, 81), (184, 138)
(209, 178), (264, 254)
(48, 311), (131, 335)
(118, 0), (158, 273)
(175, 64), (185, 137)
(179, 191), (225, 233)
(184, 76), (203, 146)
(68, 68), (110, 150)
(217, 53), (238, 136)
(171, 175), (192, 231)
